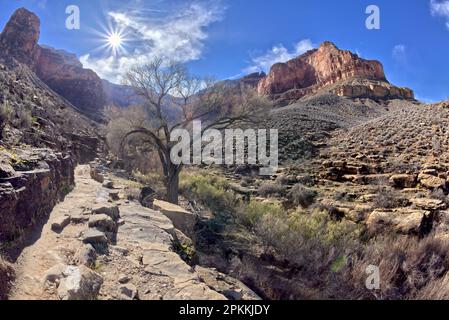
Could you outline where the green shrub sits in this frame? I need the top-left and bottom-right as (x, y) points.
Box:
(180, 172), (235, 213)
(237, 201), (283, 228)
(256, 209), (362, 271)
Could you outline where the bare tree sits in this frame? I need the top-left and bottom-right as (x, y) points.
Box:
(119, 57), (271, 204)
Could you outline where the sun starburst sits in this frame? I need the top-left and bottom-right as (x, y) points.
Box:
(104, 29), (127, 57)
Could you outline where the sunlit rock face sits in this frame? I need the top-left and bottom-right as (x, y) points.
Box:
(257, 41), (413, 101)
(0, 7), (41, 66)
(0, 8), (106, 122)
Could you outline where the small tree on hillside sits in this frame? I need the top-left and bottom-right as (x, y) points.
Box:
(118, 57), (271, 204)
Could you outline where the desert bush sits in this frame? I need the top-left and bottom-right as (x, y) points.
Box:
(296, 174), (315, 187)
(255, 209), (363, 298)
(0, 257), (14, 300)
(15, 109), (33, 129)
(275, 175), (291, 186)
(349, 235), (449, 300)
(180, 172), (235, 213)
(0, 101), (12, 125)
(237, 200), (283, 228)
(373, 187), (408, 209)
(288, 184), (317, 208)
(240, 176), (254, 187)
(334, 190), (356, 202)
(257, 182), (285, 197)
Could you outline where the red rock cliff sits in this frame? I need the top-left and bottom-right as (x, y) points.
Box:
(258, 41), (413, 101)
(0, 8), (106, 121)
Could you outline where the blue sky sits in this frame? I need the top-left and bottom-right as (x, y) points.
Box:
(1, 0), (449, 102)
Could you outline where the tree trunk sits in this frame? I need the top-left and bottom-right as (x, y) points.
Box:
(166, 167), (180, 205)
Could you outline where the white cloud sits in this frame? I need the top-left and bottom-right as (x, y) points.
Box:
(244, 39), (315, 74)
(81, 1), (224, 83)
(392, 44), (407, 63)
(430, 0), (449, 28)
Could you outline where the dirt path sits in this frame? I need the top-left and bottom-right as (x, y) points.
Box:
(8, 165), (229, 300)
(9, 165), (98, 300)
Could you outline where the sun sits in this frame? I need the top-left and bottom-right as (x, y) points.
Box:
(102, 29), (127, 57)
(107, 32), (123, 49)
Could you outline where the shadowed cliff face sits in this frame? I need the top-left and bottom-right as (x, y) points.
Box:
(257, 41), (414, 102)
(0, 8), (106, 122)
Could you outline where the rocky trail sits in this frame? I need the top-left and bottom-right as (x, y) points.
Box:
(6, 164), (256, 300)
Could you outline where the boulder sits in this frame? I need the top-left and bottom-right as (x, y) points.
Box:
(390, 174), (417, 189)
(418, 173), (446, 190)
(90, 166), (105, 184)
(57, 265), (103, 300)
(91, 203), (120, 221)
(139, 186), (156, 208)
(118, 284), (138, 300)
(88, 214), (116, 232)
(102, 180), (114, 189)
(42, 264), (67, 286)
(367, 209), (431, 235)
(410, 198), (446, 211)
(109, 191), (120, 201)
(80, 228), (108, 246)
(118, 275), (131, 284)
(76, 244), (97, 267)
(153, 199), (197, 237)
(51, 215), (71, 233)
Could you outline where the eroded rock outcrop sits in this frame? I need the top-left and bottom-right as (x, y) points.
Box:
(0, 8), (106, 121)
(0, 147), (74, 241)
(257, 41), (414, 102)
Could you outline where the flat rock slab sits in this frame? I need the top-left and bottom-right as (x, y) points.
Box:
(116, 202), (226, 300)
(80, 228), (108, 245)
(163, 280), (226, 300)
(153, 199), (197, 236)
(195, 266), (261, 300)
(118, 204), (174, 246)
(51, 215), (71, 233)
(142, 248), (196, 283)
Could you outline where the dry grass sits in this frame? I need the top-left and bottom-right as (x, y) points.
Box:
(348, 234), (449, 300)
(287, 184), (318, 208)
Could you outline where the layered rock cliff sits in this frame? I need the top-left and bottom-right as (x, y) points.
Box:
(0, 8), (106, 121)
(257, 41), (414, 102)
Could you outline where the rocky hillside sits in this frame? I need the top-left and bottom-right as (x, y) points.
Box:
(257, 41), (414, 103)
(0, 8), (106, 122)
(0, 8), (104, 285)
